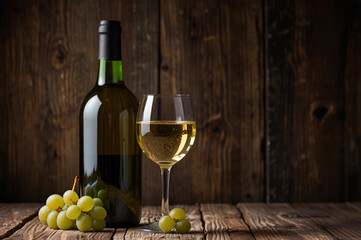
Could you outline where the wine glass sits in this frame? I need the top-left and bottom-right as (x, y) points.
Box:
(136, 94), (196, 233)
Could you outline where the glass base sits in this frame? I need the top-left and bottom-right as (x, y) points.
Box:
(137, 220), (162, 233)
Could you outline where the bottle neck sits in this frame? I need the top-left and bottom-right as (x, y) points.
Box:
(97, 60), (124, 85)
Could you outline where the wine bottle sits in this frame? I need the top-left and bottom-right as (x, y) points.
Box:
(79, 20), (141, 227)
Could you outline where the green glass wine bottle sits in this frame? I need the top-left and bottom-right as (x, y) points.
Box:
(79, 20), (141, 227)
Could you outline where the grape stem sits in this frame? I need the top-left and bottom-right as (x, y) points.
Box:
(72, 176), (79, 192)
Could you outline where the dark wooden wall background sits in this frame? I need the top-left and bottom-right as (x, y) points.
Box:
(0, 0), (360, 204)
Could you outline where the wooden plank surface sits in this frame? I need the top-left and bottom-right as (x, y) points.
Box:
(48, 227), (115, 240)
(293, 203), (361, 239)
(5, 203), (361, 239)
(201, 204), (253, 240)
(6, 217), (115, 240)
(238, 203), (334, 239)
(160, 0), (264, 204)
(347, 202), (361, 213)
(0, 203), (41, 238)
(266, 0), (347, 202)
(5, 217), (55, 240)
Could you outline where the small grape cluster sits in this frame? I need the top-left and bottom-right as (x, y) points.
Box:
(38, 176), (107, 232)
(159, 208), (191, 233)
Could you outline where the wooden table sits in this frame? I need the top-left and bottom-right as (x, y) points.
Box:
(2, 203), (361, 239)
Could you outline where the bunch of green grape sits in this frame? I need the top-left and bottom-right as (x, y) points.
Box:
(159, 208), (191, 233)
(38, 177), (107, 232)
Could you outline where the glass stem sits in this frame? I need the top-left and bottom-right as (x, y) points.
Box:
(161, 167), (171, 216)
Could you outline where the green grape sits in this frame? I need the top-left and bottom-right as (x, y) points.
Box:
(77, 196), (94, 212)
(63, 190), (79, 206)
(66, 205), (81, 220)
(93, 179), (107, 192)
(169, 208), (186, 221)
(46, 194), (65, 211)
(92, 219), (106, 231)
(159, 216), (175, 233)
(57, 211), (73, 230)
(62, 204), (69, 211)
(93, 198), (103, 207)
(38, 205), (51, 225)
(47, 211), (59, 229)
(90, 206), (107, 220)
(85, 185), (96, 198)
(103, 200), (110, 211)
(76, 213), (92, 232)
(97, 189), (109, 201)
(175, 219), (191, 233)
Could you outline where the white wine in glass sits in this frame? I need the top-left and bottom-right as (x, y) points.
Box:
(136, 121), (196, 168)
(136, 94), (196, 233)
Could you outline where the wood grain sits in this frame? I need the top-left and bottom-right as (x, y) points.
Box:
(6, 217), (115, 240)
(160, 0), (264, 204)
(344, 0), (361, 201)
(50, 227), (115, 240)
(346, 202), (361, 213)
(238, 203), (334, 239)
(266, 0), (347, 202)
(292, 203), (361, 239)
(0, 203), (41, 238)
(201, 204), (253, 239)
(5, 218), (55, 240)
(206, 232), (254, 240)
(0, 0), (81, 202)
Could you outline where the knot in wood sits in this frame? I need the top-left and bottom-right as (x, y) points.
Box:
(51, 37), (68, 70)
(313, 106), (328, 119)
(161, 63), (169, 71)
